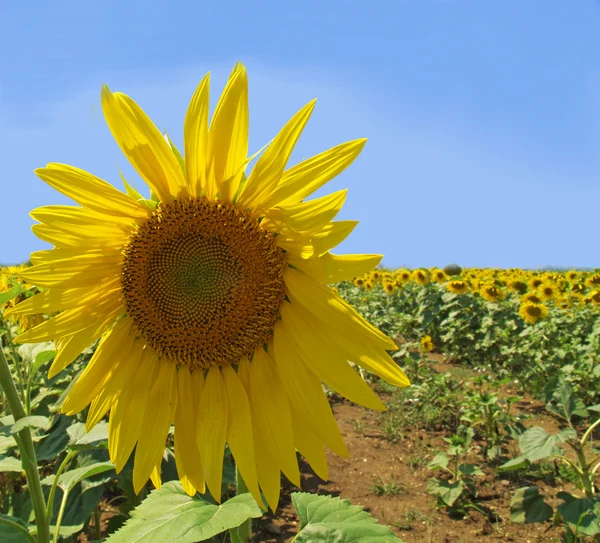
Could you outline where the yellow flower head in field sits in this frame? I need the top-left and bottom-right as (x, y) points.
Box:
(566, 270), (580, 282)
(570, 282), (586, 295)
(371, 271), (381, 281)
(446, 280), (469, 295)
(395, 269), (411, 283)
(383, 281), (395, 295)
(7, 64), (409, 509)
(519, 302), (549, 324)
(508, 280), (528, 294)
(521, 293), (542, 305)
(420, 335), (434, 353)
(480, 284), (505, 303)
(537, 282), (557, 301)
(430, 269), (448, 283)
(364, 281), (374, 291)
(412, 268), (429, 286)
(586, 273), (600, 288)
(588, 290), (600, 305)
(353, 277), (365, 287)
(529, 277), (544, 290)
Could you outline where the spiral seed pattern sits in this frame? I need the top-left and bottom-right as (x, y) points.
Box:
(121, 197), (287, 369)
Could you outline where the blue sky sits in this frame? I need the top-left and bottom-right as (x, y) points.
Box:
(2, 1), (599, 269)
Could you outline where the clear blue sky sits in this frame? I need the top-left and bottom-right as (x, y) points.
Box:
(1, 1), (599, 269)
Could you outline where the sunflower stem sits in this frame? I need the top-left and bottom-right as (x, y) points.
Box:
(234, 465), (252, 543)
(0, 339), (50, 543)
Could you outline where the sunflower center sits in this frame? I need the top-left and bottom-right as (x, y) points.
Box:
(121, 197), (287, 369)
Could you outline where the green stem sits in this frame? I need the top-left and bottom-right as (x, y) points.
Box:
(46, 450), (77, 521)
(0, 342), (50, 543)
(52, 487), (70, 543)
(2, 323), (28, 410)
(232, 465), (252, 543)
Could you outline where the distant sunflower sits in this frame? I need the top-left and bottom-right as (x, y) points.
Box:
(420, 335), (434, 353)
(446, 280), (469, 295)
(353, 277), (365, 287)
(529, 277), (544, 290)
(480, 284), (505, 303)
(8, 64), (409, 510)
(537, 283), (556, 301)
(566, 270), (580, 282)
(396, 269), (411, 283)
(431, 269), (448, 283)
(521, 293), (542, 305)
(508, 280), (528, 294)
(588, 290), (600, 305)
(519, 302), (548, 324)
(586, 274), (600, 288)
(383, 281), (395, 295)
(412, 269), (429, 286)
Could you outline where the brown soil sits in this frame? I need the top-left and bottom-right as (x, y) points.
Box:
(252, 358), (583, 543)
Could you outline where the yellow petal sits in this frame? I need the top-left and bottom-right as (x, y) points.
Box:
(174, 367), (205, 495)
(63, 319), (137, 415)
(207, 63), (248, 201)
(15, 294), (123, 344)
(289, 404), (328, 481)
(280, 303), (386, 411)
(288, 252), (382, 284)
(222, 365), (264, 508)
(238, 100), (315, 209)
(48, 304), (122, 378)
(31, 224), (124, 249)
(35, 164), (150, 220)
(265, 190), (347, 235)
(196, 366), (228, 502)
(108, 346), (154, 472)
(184, 73), (210, 197)
(133, 360), (178, 494)
(150, 461), (162, 490)
(271, 321), (348, 457)
(249, 349), (300, 487)
(311, 221), (359, 256)
(6, 276), (121, 317)
(101, 86), (187, 201)
(263, 139), (367, 207)
(237, 357), (283, 511)
(19, 254), (121, 288)
(87, 387), (119, 431)
(284, 266), (396, 350)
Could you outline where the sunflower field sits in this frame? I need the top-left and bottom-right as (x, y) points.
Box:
(2, 260), (600, 542)
(1, 64), (600, 543)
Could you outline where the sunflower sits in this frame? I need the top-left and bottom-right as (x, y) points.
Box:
(446, 280), (469, 295)
(588, 290), (600, 305)
(383, 281), (395, 295)
(586, 273), (600, 288)
(412, 269), (429, 286)
(7, 64), (409, 510)
(420, 335), (434, 353)
(566, 270), (580, 282)
(521, 293), (542, 305)
(0, 266), (45, 332)
(508, 280), (528, 294)
(430, 269), (448, 283)
(519, 302), (549, 324)
(529, 277), (544, 290)
(395, 269), (411, 283)
(353, 277), (365, 287)
(537, 282), (556, 301)
(480, 284), (505, 303)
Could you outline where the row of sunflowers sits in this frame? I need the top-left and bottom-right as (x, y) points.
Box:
(346, 265), (600, 324)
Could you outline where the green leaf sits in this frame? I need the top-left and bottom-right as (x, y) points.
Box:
(458, 464), (484, 476)
(0, 455), (23, 472)
(292, 492), (404, 542)
(35, 415), (74, 461)
(518, 427), (565, 462)
(427, 453), (449, 470)
(510, 486), (553, 523)
(0, 284), (23, 305)
(31, 349), (56, 377)
(558, 381), (588, 421)
(0, 513), (35, 543)
(499, 456), (529, 472)
(10, 416), (49, 435)
(105, 482), (262, 543)
(427, 478), (464, 507)
(67, 422), (109, 450)
(557, 494), (600, 536)
(42, 462), (114, 492)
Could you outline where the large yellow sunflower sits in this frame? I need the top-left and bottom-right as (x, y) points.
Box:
(7, 63), (409, 510)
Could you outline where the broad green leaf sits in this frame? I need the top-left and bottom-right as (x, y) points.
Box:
(0, 284), (23, 305)
(0, 435), (18, 455)
(557, 494), (600, 536)
(31, 349), (56, 377)
(10, 416), (49, 435)
(499, 456), (529, 471)
(510, 486), (553, 523)
(0, 513), (35, 543)
(458, 463), (484, 476)
(35, 415), (74, 461)
(292, 492), (404, 542)
(518, 427), (565, 462)
(42, 462), (114, 492)
(67, 422), (109, 450)
(427, 453), (449, 470)
(0, 456), (23, 472)
(426, 478), (464, 507)
(105, 482), (262, 543)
